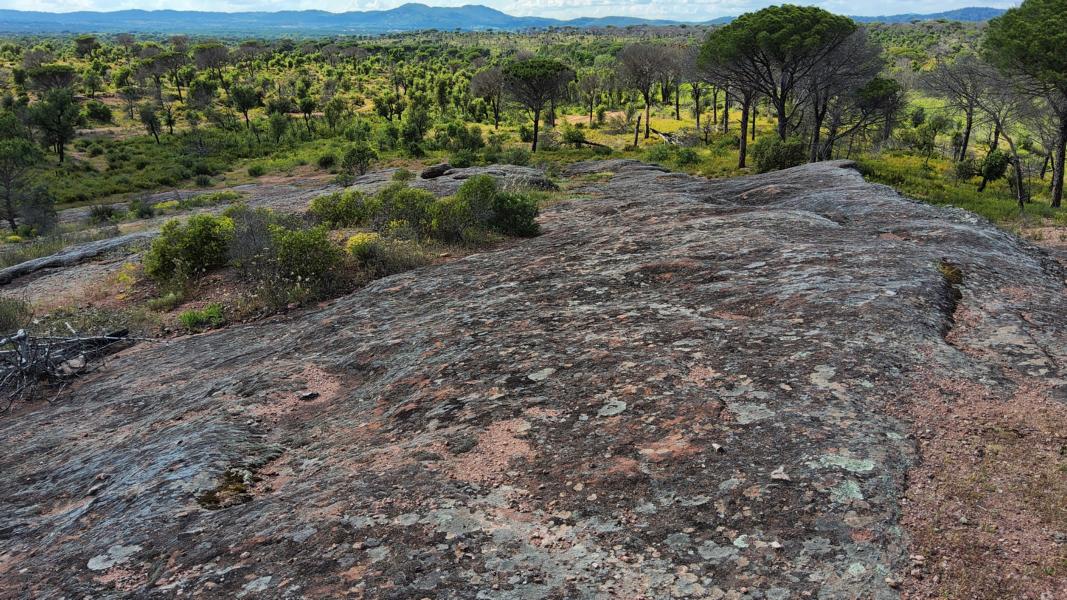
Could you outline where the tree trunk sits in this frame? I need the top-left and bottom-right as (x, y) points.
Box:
(738, 96), (751, 169)
(711, 87), (718, 125)
(750, 102), (757, 141)
(675, 85), (680, 120)
(633, 115), (641, 149)
(959, 108), (972, 160)
(692, 85), (702, 131)
(531, 108), (540, 152)
(1051, 117), (1067, 208)
(721, 88), (730, 134)
(3, 189), (16, 232)
(643, 91), (651, 139)
(774, 98), (788, 140)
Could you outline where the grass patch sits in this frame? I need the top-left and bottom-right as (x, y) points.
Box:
(178, 303), (225, 331)
(856, 153), (1062, 225)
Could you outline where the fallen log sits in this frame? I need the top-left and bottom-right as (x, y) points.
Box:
(650, 127), (682, 145)
(0, 231), (157, 286)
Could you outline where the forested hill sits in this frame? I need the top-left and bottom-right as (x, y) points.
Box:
(0, 4), (1007, 35)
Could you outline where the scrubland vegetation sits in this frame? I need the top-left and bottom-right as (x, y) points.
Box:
(0, 0), (1064, 338)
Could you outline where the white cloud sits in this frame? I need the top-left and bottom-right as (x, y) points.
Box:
(0, 0), (1020, 21)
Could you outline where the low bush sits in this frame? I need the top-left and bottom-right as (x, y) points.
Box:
(392, 168), (414, 182)
(84, 100), (112, 123)
(178, 303), (225, 331)
(270, 226), (343, 292)
(88, 204), (122, 224)
(317, 153), (337, 170)
(449, 149), (477, 168)
(675, 148), (700, 166)
(346, 233), (429, 276)
(752, 135), (807, 173)
(340, 143), (377, 180)
(491, 192), (540, 237)
(128, 198), (155, 219)
(345, 232), (382, 261)
(143, 214), (235, 284)
(502, 148), (531, 166)
(247, 164), (266, 177)
(646, 144), (673, 164)
(308, 190), (371, 228)
(431, 175), (540, 241)
(146, 290), (183, 312)
(372, 183), (435, 237)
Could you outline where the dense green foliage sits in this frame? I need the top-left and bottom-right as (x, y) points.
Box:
(143, 214), (235, 284)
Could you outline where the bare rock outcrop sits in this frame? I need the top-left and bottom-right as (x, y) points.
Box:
(0, 160), (1063, 598)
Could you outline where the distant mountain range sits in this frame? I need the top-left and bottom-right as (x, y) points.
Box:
(0, 4), (1009, 35)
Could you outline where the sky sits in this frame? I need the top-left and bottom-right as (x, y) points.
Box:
(0, 0), (1020, 21)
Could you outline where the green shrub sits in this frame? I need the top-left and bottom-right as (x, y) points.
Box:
(710, 134), (740, 157)
(0, 296), (31, 334)
(178, 303), (225, 331)
(372, 183), (435, 237)
(980, 150), (1010, 186)
(456, 175), (498, 220)
(128, 199), (155, 219)
(84, 100), (112, 123)
(953, 158), (979, 182)
(270, 226), (343, 292)
(194, 175), (212, 187)
(449, 149), (477, 168)
(182, 190), (242, 208)
(88, 204), (122, 224)
(431, 195), (477, 243)
(562, 126), (587, 149)
(346, 234), (429, 276)
(430, 175), (540, 240)
(308, 190), (370, 228)
(345, 232), (383, 261)
(502, 148), (531, 166)
(752, 136), (807, 173)
(247, 164), (266, 177)
(392, 168), (414, 182)
(491, 192), (540, 237)
(341, 143), (377, 179)
(646, 144), (673, 164)
(675, 148), (700, 166)
(317, 153), (337, 170)
(143, 214), (235, 284)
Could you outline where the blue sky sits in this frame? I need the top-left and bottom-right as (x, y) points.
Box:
(0, 0), (1019, 21)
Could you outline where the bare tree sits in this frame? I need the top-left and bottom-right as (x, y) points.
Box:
(972, 67), (1031, 206)
(617, 44), (668, 139)
(921, 54), (985, 161)
(804, 30), (885, 162)
(470, 66), (505, 130)
(577, 71), (602, 125)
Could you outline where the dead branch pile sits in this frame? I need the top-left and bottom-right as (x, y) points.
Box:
(0, 329), (136, 414)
